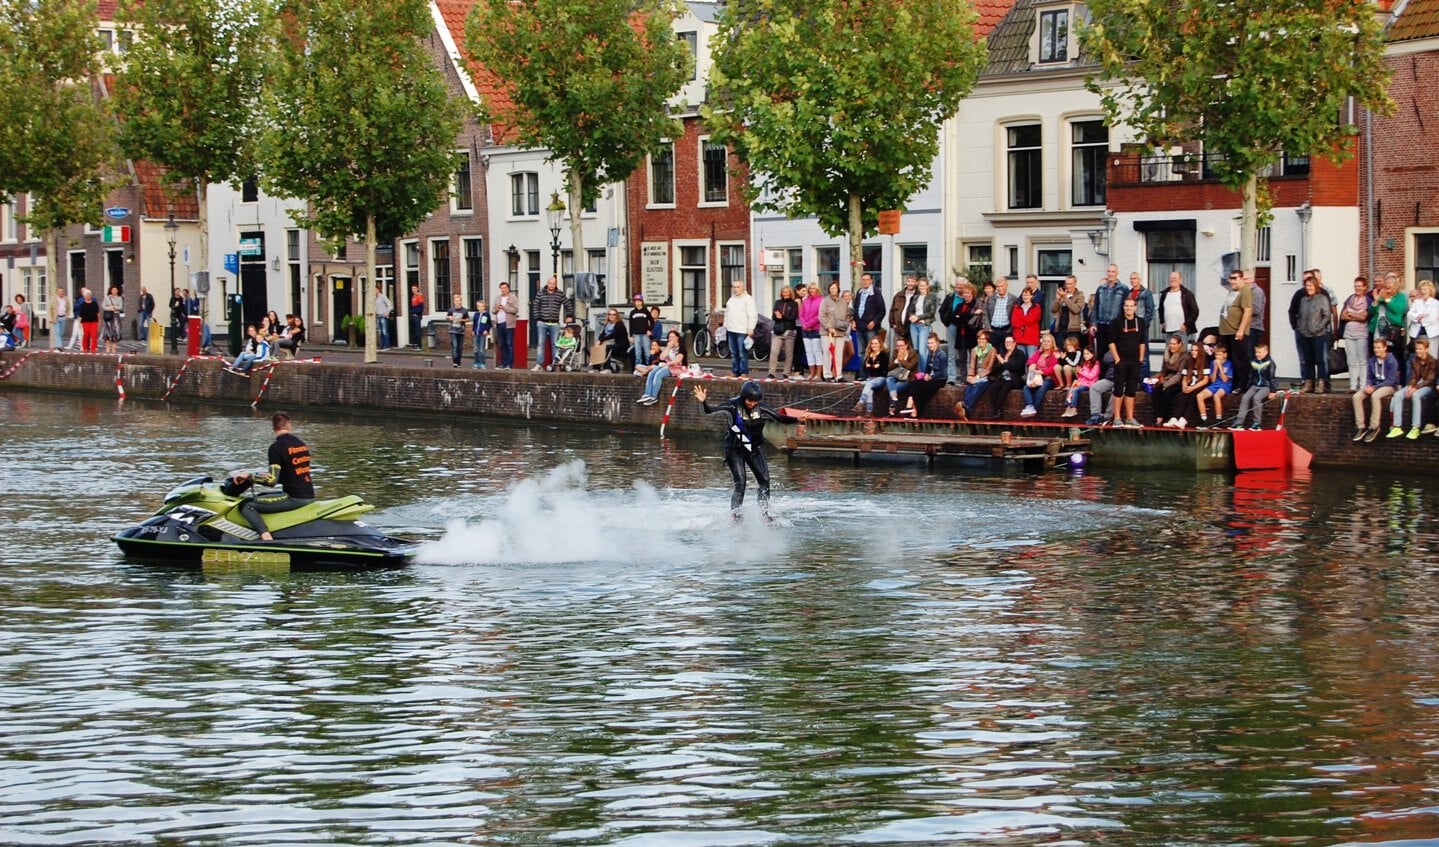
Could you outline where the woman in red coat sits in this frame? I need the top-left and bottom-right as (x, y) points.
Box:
(1010, 286), (1043, 360)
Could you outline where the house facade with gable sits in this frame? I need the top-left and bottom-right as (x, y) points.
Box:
(1361, 0), (1439, 287)
(749, 0), (1017, 311)
(945, 0), (1132, 316)
(436, 0), (624, 356)
(624, 2), (750, 341)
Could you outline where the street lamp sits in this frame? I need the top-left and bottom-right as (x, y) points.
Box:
(546, 193), (565, 282)
(164, 213), (179, 353)
(504, 243), (519, 286)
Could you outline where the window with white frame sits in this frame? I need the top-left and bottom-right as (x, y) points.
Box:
(430, 238), (452, 306)
(463, 237), (483, 304)
(510, 172), (539, 216)
(679, 31), (698, 80)
(650, 143), (675, 206)
(22, 267), (48, 314)
(816, 246), (841, 289)
(1070, 119), (1108, 207)
(720, 244), (746, 291)
(403, 240), (420, 289)
(965, 244), (994, 285)
(1038, 8), (1069, 63)
(787, 248), (803, 289)
(452, 151), (473, 213)
(0, 201), (13, 242)
(241, 176), (259, 203)
(1416, 233), (1439, 285)
(1007, 124), (1042, 210)
(701, 139), (728, 204)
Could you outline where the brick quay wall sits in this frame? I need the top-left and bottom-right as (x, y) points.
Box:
(0, 350), (1411, 472)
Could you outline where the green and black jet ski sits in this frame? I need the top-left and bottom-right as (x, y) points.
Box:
(113, 476), (418, 571)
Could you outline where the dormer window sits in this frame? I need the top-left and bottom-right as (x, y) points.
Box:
(1037, 8), (1069, 63)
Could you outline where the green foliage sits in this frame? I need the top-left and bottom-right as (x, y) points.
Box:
(1080, 0), (1394, 208)
(112, 0), (272, 192)
(0, 0), (118, 226)
(341, 313), (364, 333)
(260, 0), (462, 243)
(465, 0), (690, 210)
(703, 0), (986, 245)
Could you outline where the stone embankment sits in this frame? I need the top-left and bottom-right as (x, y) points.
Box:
(0, 349), (1411, 472)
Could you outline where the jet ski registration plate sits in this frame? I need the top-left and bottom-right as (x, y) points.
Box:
(202, 548), (292, 573)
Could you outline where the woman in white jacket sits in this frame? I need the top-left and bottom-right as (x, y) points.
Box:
(1406, 278), (1439, 358)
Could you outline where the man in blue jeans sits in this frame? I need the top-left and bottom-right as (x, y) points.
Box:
(723, 280), (758, 376)
(530, 275), (569, 370)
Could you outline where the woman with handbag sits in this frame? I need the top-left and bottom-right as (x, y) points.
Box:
(884, 336), (919, 416)
(1150, 334), (1192, 426)
(1370, 273), (1409, 382)
(767, 286), (798, 379)
(959, 329), (997, 420)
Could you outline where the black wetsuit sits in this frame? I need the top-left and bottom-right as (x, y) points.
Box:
(701, 396), (798, 516)
(239, 432), (315, 535)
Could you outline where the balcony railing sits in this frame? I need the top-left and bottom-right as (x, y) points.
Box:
(1109, 152), (1311, 187)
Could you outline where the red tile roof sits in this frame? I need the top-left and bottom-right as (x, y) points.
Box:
(97, 0), (118, 21)
(973, 0), (1019, 38)
(1389, 0), (1439, 42)
(134, 160), (200, 221)
(434, 0), (516, 144)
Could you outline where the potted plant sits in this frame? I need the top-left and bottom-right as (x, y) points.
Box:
(340, 313), (364, 346)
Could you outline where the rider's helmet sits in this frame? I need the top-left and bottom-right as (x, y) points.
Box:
(740, 381), (763, 404)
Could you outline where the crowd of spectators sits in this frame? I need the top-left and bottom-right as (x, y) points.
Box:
(685, 266), (1439, 432)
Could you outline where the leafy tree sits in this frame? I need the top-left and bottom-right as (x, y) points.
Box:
(112, 0), (272, 317)
(1081, 0), (1394, 270)
(0, 0), (119, 296)
(261, 0), (462, 361)
(704, 0), (986, 288)
(466, 0), (690, 303)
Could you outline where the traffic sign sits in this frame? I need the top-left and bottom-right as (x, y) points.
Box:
(224, 253), (239, 274)
(104, 207), (130, 219)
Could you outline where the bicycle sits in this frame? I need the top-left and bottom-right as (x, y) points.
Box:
(691, 308), (730, 359)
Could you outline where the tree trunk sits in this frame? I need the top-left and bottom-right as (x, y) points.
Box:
(364, 213), (377, 363)
(847, 190), (863, 291)
(1239, 172), (1259, 273)
(46, 228), (60, 331)
(567, 170), (586, 321)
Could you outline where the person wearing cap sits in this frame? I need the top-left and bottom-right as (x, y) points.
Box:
(628, 293), (654, 367)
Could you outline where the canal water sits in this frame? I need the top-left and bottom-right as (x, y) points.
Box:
(2, 390), (1437, 846)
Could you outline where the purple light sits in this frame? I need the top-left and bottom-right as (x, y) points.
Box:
(1069, 452), (1086, 468)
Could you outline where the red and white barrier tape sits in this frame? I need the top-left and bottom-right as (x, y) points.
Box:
(658, 372), (685, 439)
(114, 355), (126, 399)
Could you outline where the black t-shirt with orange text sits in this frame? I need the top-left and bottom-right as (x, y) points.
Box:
(268, 433), (315, 499)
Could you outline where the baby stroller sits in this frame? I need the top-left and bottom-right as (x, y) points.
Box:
(554, 337), (583, 372)
(588, 338), (624, 373)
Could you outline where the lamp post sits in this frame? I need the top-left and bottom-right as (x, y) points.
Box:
(546, 193), (565, 285)
(164, 213), (179, 353)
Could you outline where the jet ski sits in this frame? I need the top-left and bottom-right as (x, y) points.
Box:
(113, 476), (418, 571)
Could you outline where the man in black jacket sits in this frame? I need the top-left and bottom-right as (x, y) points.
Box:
(853, 273), (886, 351)
(138, 286), (155, 337)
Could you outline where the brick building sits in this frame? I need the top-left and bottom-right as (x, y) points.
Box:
(1360, 0), (1439, 285)
(306, 4), (491, 348)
